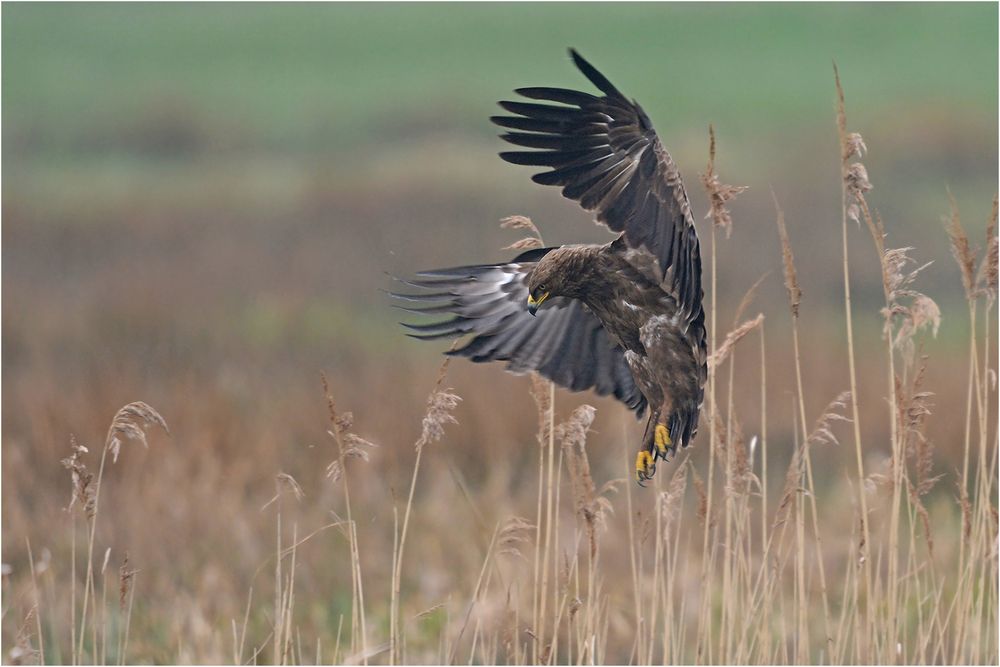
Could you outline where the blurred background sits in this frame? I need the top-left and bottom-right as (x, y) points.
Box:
(3, 3), (997, 663)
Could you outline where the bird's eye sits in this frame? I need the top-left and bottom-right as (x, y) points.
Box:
(538, 283), (547, 292)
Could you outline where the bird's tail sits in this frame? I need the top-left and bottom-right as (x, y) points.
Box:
(666, 402), (701, 454)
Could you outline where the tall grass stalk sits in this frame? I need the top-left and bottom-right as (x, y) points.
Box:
(833, 63), (875, 659)
(26, 538), (45, 666)
(322, 374), (368, 664)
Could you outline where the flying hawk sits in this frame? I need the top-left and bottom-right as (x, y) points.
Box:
(392, 49), (707, 484)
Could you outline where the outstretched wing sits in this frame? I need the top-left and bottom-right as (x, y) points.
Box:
(492, 49), (702, 318)
(390, 248), (647, 415)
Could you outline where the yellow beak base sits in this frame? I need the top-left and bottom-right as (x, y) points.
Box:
(527, 291), (549, 316)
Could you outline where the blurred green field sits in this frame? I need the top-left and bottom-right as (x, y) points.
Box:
(5, 3), (997, 152)
(2, 4), (997, 664)
(4, 3), (996, 310)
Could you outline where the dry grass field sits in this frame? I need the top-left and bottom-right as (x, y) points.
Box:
(2, 4), (997, 665)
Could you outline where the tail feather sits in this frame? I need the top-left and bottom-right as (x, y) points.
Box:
(667, 404), (700, 453)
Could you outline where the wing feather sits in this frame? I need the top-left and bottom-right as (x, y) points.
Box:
(391, 257), (647, 414)
(492, 48), (703, 320)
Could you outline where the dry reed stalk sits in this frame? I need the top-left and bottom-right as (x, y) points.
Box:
(509, 217), (552, 666)
(708, 313), (764, 373)
(700, 124), (748, 240)
(725, 269), (769, 567)
(71, 504), (77, 666)
(449, 524), (499, 664)
(390, 502), (400, 664)
(695, 124), (745, 665)
(61, 437), (86, 663)
(274, 494), (283, 664)
(795, 443), (807, 663)
(801, 384), (855, 652)
(723, 272), (768, 602)
(282, 524), (299, 665)
(116, 552), (137, 665)
(555, 405), (604, 559)
(833, 64), (875, 656)
(949, 197), (981, 542)
(8, 607), (40, 665)
(716, 396), (751, 662)
(527, 372), (553, 664)
(716, 407), (750, 661)
(547, 443), (565, 665)
(851, 112), (942, 663)
(25, 538), (44, 666)
(389, 357), (460, 664)
(657, 462), (688, 663)
(72, 402), (167, 665)
(944, 196), (995, 630)
(623, 435), (644, 665)
(942, 195), (1000, 664)
(554, 402), (615, 666)
(529, 373), (558, 665)
(646, 481), (664, 666)
(901, 357), (940, 501)
(757, 322), (770, 656)
(752, 396), (798, 659)
(546, 533), (586, 665)
(268, 476), (303, 667)
(233, 587), (253, 665)
(771, 192), (835, 656)
(98, 548), (109, 664)
(321, 372), (371, 663)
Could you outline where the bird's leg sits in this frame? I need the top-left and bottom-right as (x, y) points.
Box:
(635, 403), (677, 487)
(635, 409), (661, 485)
(653, 398), (676, 460)
(635, 451), (655, 486)
(654, 423), (673, 457)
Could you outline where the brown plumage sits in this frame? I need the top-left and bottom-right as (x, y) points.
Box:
(392, 49), (707, 483)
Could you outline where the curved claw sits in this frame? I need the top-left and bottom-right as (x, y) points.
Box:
(654, 423), (672, 455)
(635, 450), (656, 485)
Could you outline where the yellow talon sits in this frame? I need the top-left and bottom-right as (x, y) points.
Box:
(654, 424), (672, 454)
(635, 450), (655, 483)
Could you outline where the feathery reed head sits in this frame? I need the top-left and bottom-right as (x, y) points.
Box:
(497, 516), (534, 560)
(501, 214), (544, 250)
(119, 552), (137, 611)
(105, 402), (169, 464)
(700, 124), (747, 239)
(321, 373), (378, 482)
(556, 405), (600, 521)
(772, 192), (802, 317)
(416, 355), (461, 450)
(983, 195), (998, 300)
(709, 314), (764, 372)
(807, 391), (852, 447)
(529, 373), (553, 448)
(945, 192), (977, 298)
(61, 435), (96, 517)
(417, 388), (461, 450)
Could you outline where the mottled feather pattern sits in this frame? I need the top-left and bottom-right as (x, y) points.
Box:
(390, 249), (648, 414)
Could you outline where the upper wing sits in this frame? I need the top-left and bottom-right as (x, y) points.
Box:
(492, 49), (702, 317)
(390, 248), (647, 415)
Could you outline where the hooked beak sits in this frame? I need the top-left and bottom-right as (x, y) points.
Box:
(527, 291), (549, 316)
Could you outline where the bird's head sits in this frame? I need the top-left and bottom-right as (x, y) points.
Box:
(526, 249), (578, 316)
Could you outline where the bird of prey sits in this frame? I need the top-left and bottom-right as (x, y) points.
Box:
(392, 49), (707, 484)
